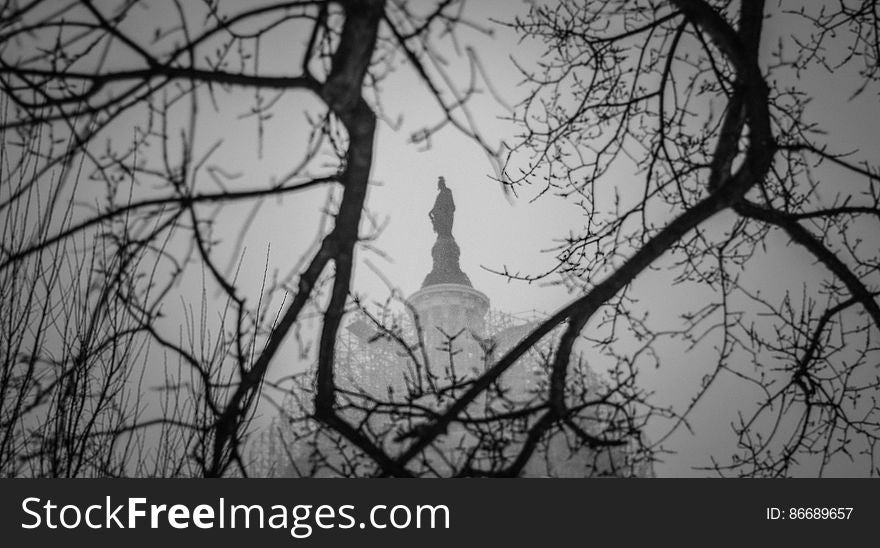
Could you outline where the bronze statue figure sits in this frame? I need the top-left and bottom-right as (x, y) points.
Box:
(423, 176), (472, 287)
(429, 176), (455, 237)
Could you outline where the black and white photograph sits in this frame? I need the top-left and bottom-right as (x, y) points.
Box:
(1, 1), (879, 532)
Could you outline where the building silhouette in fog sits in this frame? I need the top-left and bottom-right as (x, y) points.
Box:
(259, 178), (650, 477)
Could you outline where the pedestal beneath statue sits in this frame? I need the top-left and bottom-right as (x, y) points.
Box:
(422, 235), (472, 287)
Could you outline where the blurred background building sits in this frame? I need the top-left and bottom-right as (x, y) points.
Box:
(256, 180), (650, 477)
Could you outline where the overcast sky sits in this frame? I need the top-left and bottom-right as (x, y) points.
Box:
(341, 2), (879, 476)
(6, 0), (878, 477)
(141, 0), (880, 476)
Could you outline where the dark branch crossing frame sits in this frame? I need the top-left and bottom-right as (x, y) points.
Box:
(1, 0), (878, 477)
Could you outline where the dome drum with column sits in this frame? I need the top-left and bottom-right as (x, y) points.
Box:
(408, 282), (490, 364)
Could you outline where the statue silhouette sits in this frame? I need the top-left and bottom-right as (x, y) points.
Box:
(429, 176), (455, 236)
(423, 176), (472, 288)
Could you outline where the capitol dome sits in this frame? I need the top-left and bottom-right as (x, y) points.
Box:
(256, 177), (651, 478)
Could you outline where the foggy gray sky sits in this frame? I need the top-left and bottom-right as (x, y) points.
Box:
(5, 0), (879, 477)
(335, 2), (879, 476)
(101, 1), (880, 476)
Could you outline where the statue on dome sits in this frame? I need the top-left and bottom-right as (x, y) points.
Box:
(429, 176), (455, 237)
(422, 176), (472, 287)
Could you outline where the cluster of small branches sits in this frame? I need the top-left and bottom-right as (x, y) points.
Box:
(2, 0), (878, 478)
(6, 0), (623, 478)
(253, 297), (655, 477)
(501, 0), (880, 476)
(0, 0), (505, 477)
